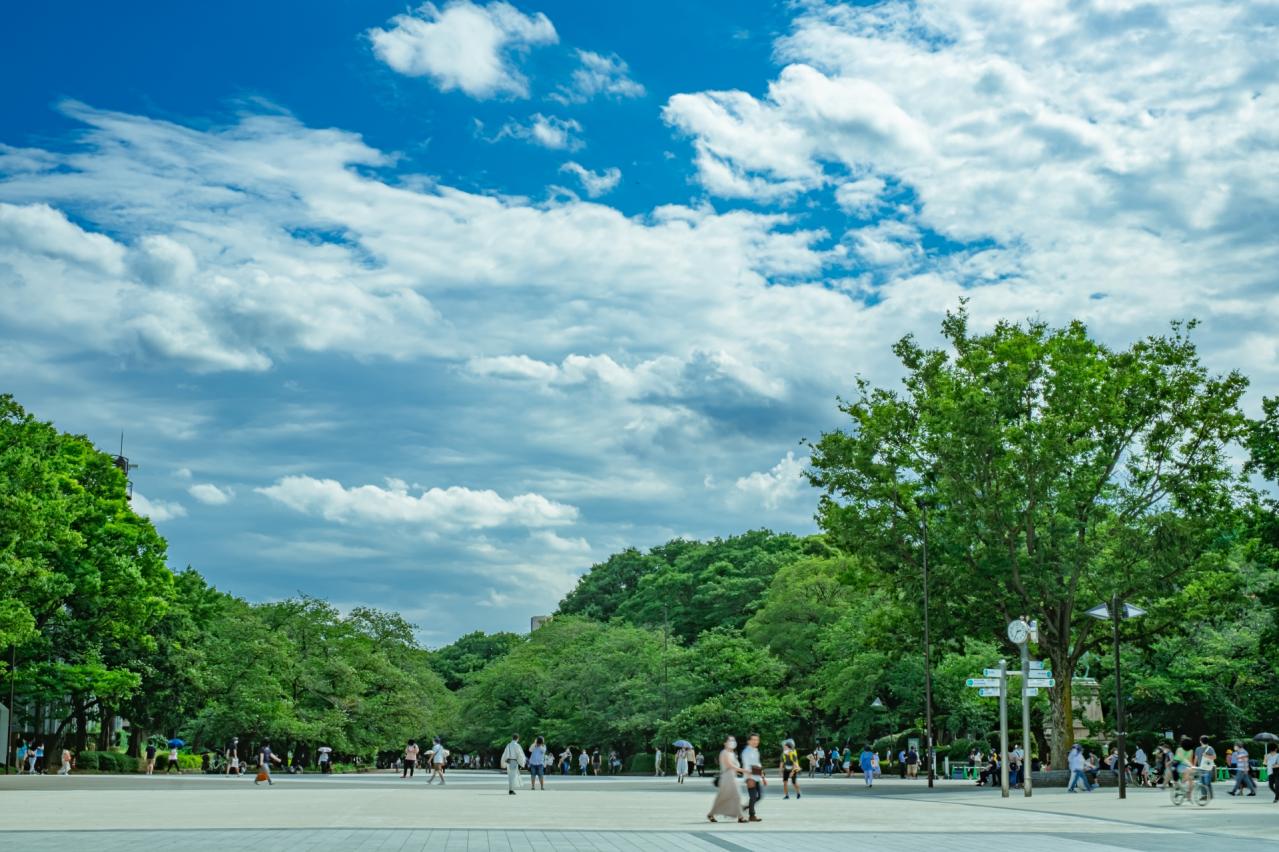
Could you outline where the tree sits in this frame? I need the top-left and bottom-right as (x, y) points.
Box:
(807, 310), (1248, 765)
(429, 630), (523, 690)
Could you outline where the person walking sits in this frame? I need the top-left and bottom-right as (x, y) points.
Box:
(34, 743), (45, 774)
(578, 748), (590, 776)
(1228, 742), (1257, 796)
(255, 741), (279, 786)
(842, 745), (854, 778)
(428, 737), (447, 785)
(502, 734), (527, 795)
(676, 747), (689, 783)
(696, 750), (705, 778)
(58, 747), (72, 776)
(592, 750), (601, 776)
(145, 742), (157, 776)
(707, 736), (746, 824)
(741, 733), (766, 822)
(165, 743), (181, 774)
(558, 746), (572, 776)
(654, 746), (664, 777)
(1067, 743), (1093, 792)
(1264, 744), (1279, 803)
(1132, 745), (1149, 786)
(780, 739), (802, 799)
(528, 736), (547, 790)
(402, 740), (419, 779)
(858, 745), (875, 787)
(905, 746), (920, 780)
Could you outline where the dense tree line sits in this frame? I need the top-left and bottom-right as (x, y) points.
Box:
(3, 313), (1275, 770)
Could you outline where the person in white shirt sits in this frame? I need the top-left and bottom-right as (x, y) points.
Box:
(740, 733), (766, 822)
(654, 747), (664, 777)
(1264, 744), (1279, 802)
(428, 737), (447, 785)
(1228, 742), (1256, 796)
(1132, 746), (1149, 786)
(502, 734), (527, 795)
(1067, 744), (1093, 792)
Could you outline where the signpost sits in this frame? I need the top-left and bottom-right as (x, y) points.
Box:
(997, 658), (1009, 798)
(967, 621), (1050, 800)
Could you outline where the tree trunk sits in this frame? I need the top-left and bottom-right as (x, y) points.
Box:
(1049, 671), (1075, 768)
(73, 699), (88, 753)
(97, 709), (112, 751)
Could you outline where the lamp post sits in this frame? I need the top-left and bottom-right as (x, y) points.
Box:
(916, 497), (935, 788)
(1086, 596), (1145, 799)
(5, 644), (13, 775)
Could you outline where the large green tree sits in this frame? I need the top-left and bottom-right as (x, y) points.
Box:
(807, 311), (1248, 765)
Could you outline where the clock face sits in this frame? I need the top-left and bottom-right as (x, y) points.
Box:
(1007, 620), (1029, 644)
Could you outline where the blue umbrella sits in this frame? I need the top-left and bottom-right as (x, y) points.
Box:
(672, 740), (694, 749)
(168, 738), (185, 747)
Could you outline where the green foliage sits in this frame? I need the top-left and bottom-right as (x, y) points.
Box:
(807, 310), (1248, 764)
(428, 630), (523, 690)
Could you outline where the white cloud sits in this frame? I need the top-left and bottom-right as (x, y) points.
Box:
(188, 483), (235, 505)
(495, 113), (582, 149)
(559, 162), (621, 197)
(834, 176), (886, 216)
(734, 451), (810, 510)
(552, 49), (645, 104)
(369, 0), (557, 99)
(256, 475), (579, 530)
(131, 492), (187, 522)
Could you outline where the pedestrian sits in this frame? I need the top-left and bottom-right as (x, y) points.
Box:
(34, 743), (45, 774)
(858, 744), (875, 787)
(592, 750), (601, 775)
(780, 739), (801, 799)
(609, 749), (621, 775)
(255, 740), (279, 786)
(319, 748), (331, 773)
(654, 745), (664, 777)
(676, 747), (689, 783)
(502, 734), (526, 795)
(58, 747), (72, 776)
(1067, 743), (1093, 792)
(145, 742), (157, 776)
(428, 737), (446, 785)
(166, 743), (181, 773)
(1195, 735), (1217, 795)
(578, 748), (590, 776)
(1010, 745), (1024, 788)
(1228, 742), (1257, 797)
(559, 746), (572, 776)
(741, 733), (766, 822)
(1264, 744), (1279, 803)
(842, 745), (853, 778)
(906, 746), (919, 780)
(706, 736), (746, 824)
(528, 736), (547, 790)
(402, 739), (419, 779)
(807, 749), (818, 779)
(1132, 745), (1149, 786)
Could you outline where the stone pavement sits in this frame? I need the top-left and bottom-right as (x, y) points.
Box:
(1, 772), (1276, 851)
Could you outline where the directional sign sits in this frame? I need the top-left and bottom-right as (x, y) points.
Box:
(983, 668), (1004, 677)
(1027, 678), (1056, 688)
(966, 678), (999, 687)
(978, 687), (1003, 697)
(1022, 687), (1039, 696)
(1029, 661), (1048, 670)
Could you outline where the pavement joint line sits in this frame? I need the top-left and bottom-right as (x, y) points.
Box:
(690, 832), (752, 852)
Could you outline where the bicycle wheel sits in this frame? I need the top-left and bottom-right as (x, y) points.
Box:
(1170, 784), (1186, 806)
(1192, 784), (1210, 807)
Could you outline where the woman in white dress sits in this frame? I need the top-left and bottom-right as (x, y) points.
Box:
(676, 747), (689, 783)
(707, 737), (746, 823)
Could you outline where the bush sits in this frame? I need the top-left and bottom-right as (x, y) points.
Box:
(77, 751), (107, 771)
(628, 753), (656, 775)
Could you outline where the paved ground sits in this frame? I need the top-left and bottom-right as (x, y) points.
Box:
(1, 771), (1276, 851)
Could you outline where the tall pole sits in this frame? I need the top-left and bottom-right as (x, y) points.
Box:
(6, 644), (14, 775)
(921, 501), (934, 788)
(1020, 640), (1033, 797)
(1113, 594), (1126, 800)
(998, 658), (1009, 798)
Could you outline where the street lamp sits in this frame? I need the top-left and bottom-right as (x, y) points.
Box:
(916, 496), (935, 788)
(1085, 596), (1146, 800)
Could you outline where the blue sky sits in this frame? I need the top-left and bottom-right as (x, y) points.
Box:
(2, 0), (1276, 644)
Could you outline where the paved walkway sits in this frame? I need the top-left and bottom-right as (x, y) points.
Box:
(2, 772), (1276, 851)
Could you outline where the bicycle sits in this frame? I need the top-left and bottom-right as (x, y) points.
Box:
(1170, 766), (1213, 807)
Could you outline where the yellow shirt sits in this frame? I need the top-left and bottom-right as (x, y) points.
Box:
(782, 748), (800, 770)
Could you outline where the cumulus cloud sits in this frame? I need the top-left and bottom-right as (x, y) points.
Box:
(131, 492), (187, 522)
(558, 162), (621, 197)
(256, 475), (579, 530)
(495, 113), (583, 149)
(552, 49), (645, 104)
(188, 483), (235, 505)
(369, 0), (557, 99)
(734, 451), (810, 510)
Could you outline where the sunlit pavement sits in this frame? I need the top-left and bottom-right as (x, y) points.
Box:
(2, 772), (1276, 851)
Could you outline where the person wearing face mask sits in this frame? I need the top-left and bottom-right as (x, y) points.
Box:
(707, 736), (747, 823)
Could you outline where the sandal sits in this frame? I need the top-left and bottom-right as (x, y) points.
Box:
(706, 816), (716, 823)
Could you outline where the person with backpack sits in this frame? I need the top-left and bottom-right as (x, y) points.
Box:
(255, 741), (280, 786)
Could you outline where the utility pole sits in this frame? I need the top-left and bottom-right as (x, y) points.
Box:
(998, 658), (1009, 798)
(1020, 638), (1033, 797)
(1112, 593), (1127, 800)
(918, 497), (935, 788)
(6, 644), (14, 775)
